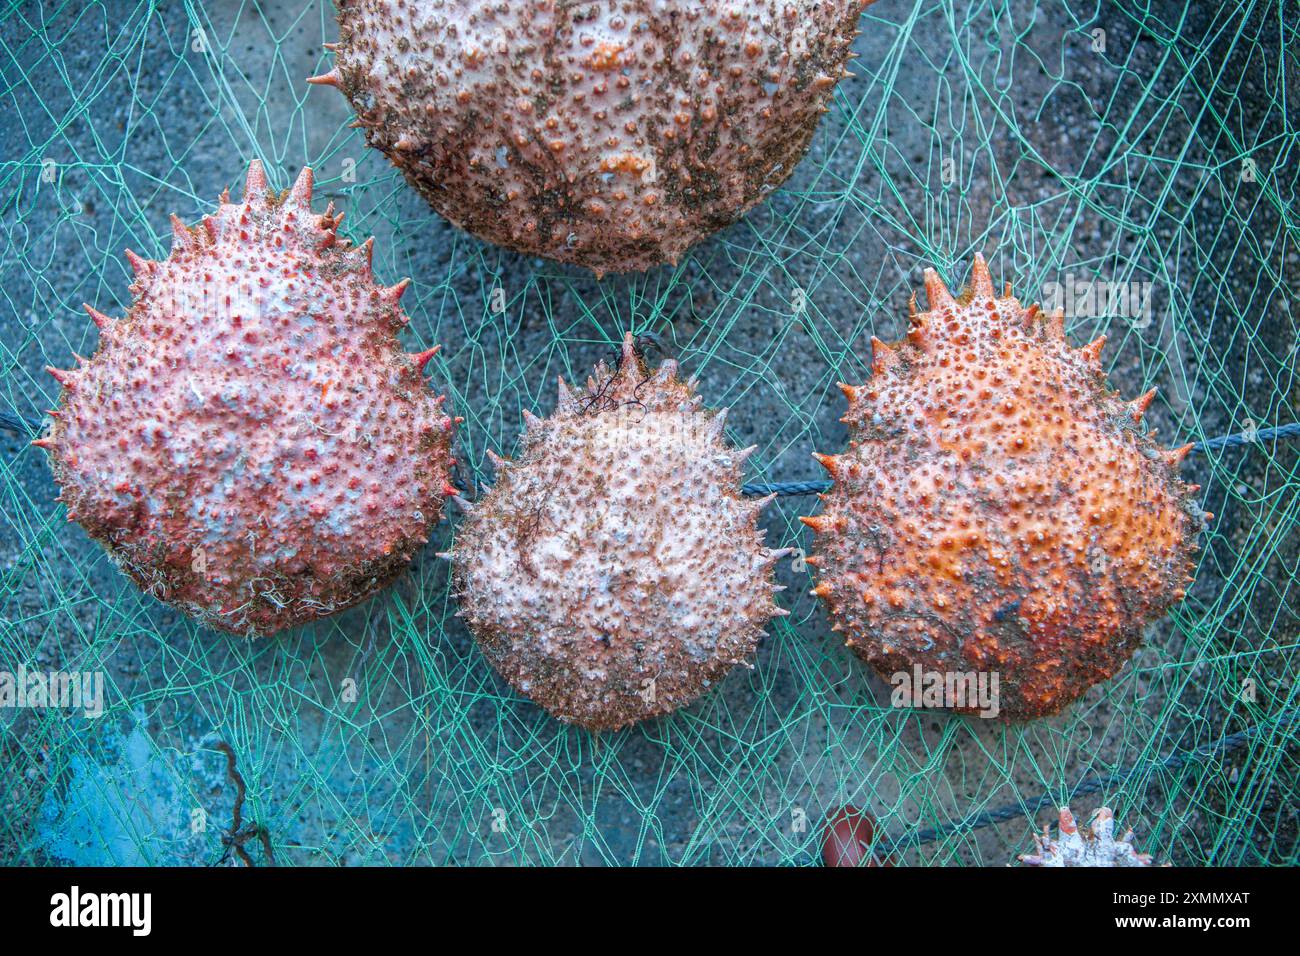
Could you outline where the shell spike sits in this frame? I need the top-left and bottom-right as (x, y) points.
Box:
(839, 382), (861, 404)
(169, 214), (191, 249)
(45, 366), (76, 388)
(1057, 807), (1078, 835)
(556, 376), (577, 410)
(619, 331), (638, 364)
(923, 267), (956, 311)
(1132, 387), (1157, 421)
(870, 336), (898, 374)
(812, 452), (840, 477)
(1090, 807), (1115, 839)
(799, 514), (834, 533)
(522, 409), (543, 431)
(706, 407), (728, 438)
(83, 303), (114, 330)
(243, 159), (269, 206)
(612, 331), (647, 390)
(124, 248), (152, 276)
(968, 252), (994, 299)
(288, 166), (314, 207)
(486, 449), (510, 471)
(412, 346), (440, 371)
(306, 69), (342, 88)
(1165, 443), (1194, 467)
(385, 277), (411, 302)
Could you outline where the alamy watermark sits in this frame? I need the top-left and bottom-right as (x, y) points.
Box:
(890, 665), (1000, 718)
(1041, 272), (1154, 328)
(50, 886), (150, 936)
(0, 665), (104, 718)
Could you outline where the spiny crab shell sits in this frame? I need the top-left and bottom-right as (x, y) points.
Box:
(37, 161), (458, 636)
(1019, 806), (1160, 866)
(803, 255), (1207, 719)
(310, 0), (871, 276)
(449, 333), (789, 730)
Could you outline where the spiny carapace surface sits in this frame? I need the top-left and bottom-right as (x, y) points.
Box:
(450, 333), (789, 730)
(1019, 806), (1160, 866)
(38, 161), (458, 636)
(310, 0), (871, 275)
(803, 255), (1207, 719)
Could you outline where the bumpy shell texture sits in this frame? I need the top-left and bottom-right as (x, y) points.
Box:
(1019, 806), (1159, 866)
(451, 333), (788, 730)
(803, 255), (1207, 719)
(312, 0), (870, 275)
(39, 161), (457, 636)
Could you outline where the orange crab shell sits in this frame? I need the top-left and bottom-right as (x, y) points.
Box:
(803, 255), (1207, 719)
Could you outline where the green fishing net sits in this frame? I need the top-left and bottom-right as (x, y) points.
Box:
(0, 0), (1296, 866)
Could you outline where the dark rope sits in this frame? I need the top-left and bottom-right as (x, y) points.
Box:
(743, 479), (834, 498)
(874, 707), (1300, 857)
(1194, 421), (1300, 451)
(0, 411), (41, 438)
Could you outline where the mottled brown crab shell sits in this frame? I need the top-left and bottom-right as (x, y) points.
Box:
(311, 0), (872, 275)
